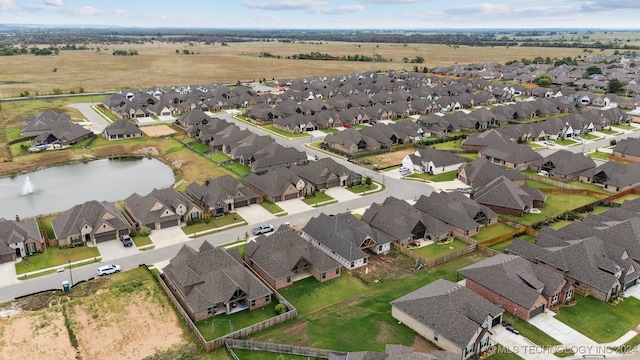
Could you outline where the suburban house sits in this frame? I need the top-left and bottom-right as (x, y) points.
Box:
(362, 196), (451, 246)
(323, 128), (384, 154)
(290, 157), (362, 189)
(579, 162), (640, 193)
(162, 241), (273, 322)
(300, 212), (391, 270)
(461, 129), (508, 151)
(20, 110), (92, 146)
(612, 137), (640, 163)
(508, 235), (637, 302)
(124, 188), (203, 230)
(102, 120), (144, 141)
(471, 176), (546, 216)
(458, 254), (573, 321)
(391, 279), (503, 360)
(52, 200), (131, 246)
(478, 142), (542, 170)
(529, 150), (596, 181)
(458, 158), (526, 188)
(244, 167), (315, 202)
(175, 109), (214, 129)
(401, 148), (464, 175)
(244, 227), (341, 289)
(186, 175), (259, 215)
(414, 191), (498, 237)
(0, 218), (44, 263)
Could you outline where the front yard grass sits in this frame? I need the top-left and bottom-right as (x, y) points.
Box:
(302, 191), (335, 206)
(16, 245), (101, 275)
(502, 312), (561, 346)
(411, 238), (469, 259)
(586, 151), (611, 160)
(132, 234), (152, 247)
(581, 133), (601, 141)
(262, 125), (311, 139)
(319, 128), (339, 134)
(260, 200), (285, 214)
(486, 344), (524, 360)
(599, 128), (622, 136)
(472, 223), (517, 243)
(555, 295), (640, 343)
(181, 213), (246, 235)
(501, 194), (599, 225)
(406, 170), (458, 182)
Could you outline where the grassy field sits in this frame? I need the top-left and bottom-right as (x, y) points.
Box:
(16, 245), (101, 275)
(501, 194), (599, 225)
(411, 238), (470, 259)
(472, 222), (517, 243)
(0, 41), (589, 98)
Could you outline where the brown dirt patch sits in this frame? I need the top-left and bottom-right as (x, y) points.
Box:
(352, 251), (418, 283)
(0, 310), (77, 360)
(140, 124), (177, 137)
(412, 334), (440, 353)
(356, 148), (416, 169)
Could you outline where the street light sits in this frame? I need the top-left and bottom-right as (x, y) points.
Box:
(68, 259), (73, 286)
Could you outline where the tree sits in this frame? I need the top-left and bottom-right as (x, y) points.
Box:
(274, 303), (287, 315)
(585, 65), (602, 75)
(364, 176), (372, 186)
(607, 78), (623, 93)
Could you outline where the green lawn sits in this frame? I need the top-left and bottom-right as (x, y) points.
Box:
(260, 200), (285, 214)
(501, 194), (599, 225)
(16, 245), (101, 275)
(431, 139), (463, 150)
(555, 295), (640, 343)
(486, 345), (524, 360)
(132, 234), (152, 247)
(346, 181), (385, 195)
(591, 205), (612, 214)
(599, 128), (621, 136)
(230, 349), (312, 360)
(472, 223), (517, 243)
(225, 162), (252, 177)
(406, 170), (458, 182)
(458, 153), (479, 161)
(411, 238), (470, 259)
(250, 252), (489, 352)
(195, 305), (279, 341)
(5, 125), (22, 141)
(319, 128), (339, 134)
(612, 124), (635, 130)
(489, 234), (536, 253)
(549, 220), (573, 230)
(581, 133), (601, 141)
(568, 180), (613, 195)
(302, 191), (335, 206)
(586, 151), (611, 160)
(262, 125), (311, 138)
(524, 179), (559, 189)
(208, 151), (232, 163)
(614, 194), (640, 204)
(181, 214), (246, 235)
(191, 142), (210, 153)
(502, 312), (561, 346)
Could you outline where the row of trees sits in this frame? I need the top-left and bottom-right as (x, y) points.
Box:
(112, 49), (138, 56)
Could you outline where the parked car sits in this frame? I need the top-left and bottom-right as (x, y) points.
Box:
(252, 224), (274, 235)
(399, 167), (411, 175)
(97, 264), (121, 276)
(544, 140), (555, 146)
(505, 325), (520, 335)
(370, 120), (378, 126)
(120, 234), (133, 247)
(343, 123), (351, 128)
(573, 135), (582, 141)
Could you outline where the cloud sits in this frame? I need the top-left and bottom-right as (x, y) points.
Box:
(581, 0), (640, 12)
(242, 0), (363, 15)
(44, 0), (63, 7)
(0, 0), (15, 11)
(356, 0), (433, 3)
(444, 2), (576, 17)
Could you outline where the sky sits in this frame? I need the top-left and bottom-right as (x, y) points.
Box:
(1, 0), (640, 30)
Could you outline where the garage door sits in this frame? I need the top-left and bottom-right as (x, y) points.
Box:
(530, 304), (545, 319)
(160, 219), (179, 229)
(94, 230), (117, 243)
(625, 279), (637, 290)
(0, 253), (14, 264)
(284, 192), (298, 201)
(235, 200), (249, 208)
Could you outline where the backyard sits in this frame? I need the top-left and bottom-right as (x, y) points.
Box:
(411, 238), (470, 259)
(500, 194), (599, 225)
(472, 222), (518, 243)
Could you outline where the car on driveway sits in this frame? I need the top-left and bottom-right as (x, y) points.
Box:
(120, 234), (133, 247)
(544, 140), (555, 146)
(343, 123), (351, 128)
(252, 224), (274, 235)
(573, 135), (582, 141)
(97, 264), (121, 276)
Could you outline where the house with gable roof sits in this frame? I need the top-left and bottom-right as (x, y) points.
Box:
(529, 150), (596, 181)
(124, 188), (202, 230)
(162, 241), (273, 321)
(244, 227), (341, 289)
(103, 119), (144, 141)
(579, 162), (640, 193)
(362, 196), (451, 246)
(244, 167), (314, 202)
(391, 279), (503, 359)
(0, 218), (44, 263)
(478, 142), (542, 170)
(401, 148), (464, 175)
(612, 137), (640, 163)
(471, 176), (546, 216)
(186, 175), (258, 215)
(458, 158), (526, 188)
(52, 200), (131, 247)
(300, 212), (391, 270)
(290, 157), (362, 189)
(458, 254), (573, 321)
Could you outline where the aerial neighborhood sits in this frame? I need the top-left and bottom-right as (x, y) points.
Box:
(7, 48), (640, 360)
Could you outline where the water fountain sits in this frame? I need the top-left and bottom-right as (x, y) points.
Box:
(22, 176), (34, 195)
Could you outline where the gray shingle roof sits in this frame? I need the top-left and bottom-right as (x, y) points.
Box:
(244, 228), (340, 281)
(459, 158), (525, 187)
(302, 213), (391, 263)
(391, 279), (503, 349)
(479, 142), (542, 165)
(244, 167), (307, 198)
(124, 188), (198, 226)
(162, 241), (272, 313)
(473, 176), (545, 211)
(459, 254), (565, 309)
(414, 191), (497, 232)
(52, 200), (130, 239)
(530, 150), (596, 177)
(186, 175), (257, 210)
(0, 218), (42, 256)
(103, 119), (143, 137)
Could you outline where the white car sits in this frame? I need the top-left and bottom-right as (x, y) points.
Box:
(544, 140), (555, 146)
(97, 264), (121, 276)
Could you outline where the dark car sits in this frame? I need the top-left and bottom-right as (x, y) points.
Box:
(120, 234), (133, 247)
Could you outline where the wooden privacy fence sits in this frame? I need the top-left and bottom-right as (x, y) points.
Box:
(393, 242), (477, 268)
(479, 227), (527, 247)
(539, 187), (609, 199)
(225, 339), (339, 359)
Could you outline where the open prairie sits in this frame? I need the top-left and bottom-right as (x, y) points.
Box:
(0, 40), (594, 97)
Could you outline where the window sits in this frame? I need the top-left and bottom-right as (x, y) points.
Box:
(322, 272), (326, 279)
(565, 289), (573, 300)
(551, 293), (559, 304)
(286, 276), (291, 283)
(265, 295), (270, 302)
(207, 307), (213, 314)
(335, 268), (340, 275)
(251, 300), (255, 307)
(350, 262), (354, 268)
(433, 332), (439, 341)
(481, 337), (489, 349)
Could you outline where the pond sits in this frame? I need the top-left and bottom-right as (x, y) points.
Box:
(0, 157), (175, 219)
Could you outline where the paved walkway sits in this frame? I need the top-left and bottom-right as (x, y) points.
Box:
(235, 204), (275, 225)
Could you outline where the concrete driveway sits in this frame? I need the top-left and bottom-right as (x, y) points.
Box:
(96, 240), (140, 262)
(149, 227), (191, 248)
(67, 103), (110, 133)
(0, 262), (19, 286)
(235, 205), (275, 225)
(529, 310), (596, 346)
(277, 198), (312, 214)
(324, 187), (360, 201)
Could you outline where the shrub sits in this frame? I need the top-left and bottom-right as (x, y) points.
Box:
(139, 227), (152, 236)
(610, 139), (617, 146)
(275, 303), (287, 315)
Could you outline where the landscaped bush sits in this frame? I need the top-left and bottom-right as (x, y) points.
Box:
(139, 227), (152, 236)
